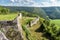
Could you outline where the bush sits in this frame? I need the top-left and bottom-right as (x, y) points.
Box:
(0, 7), (10, 14)
(22, 25), (33, 40)
(42, 20), (60, 40)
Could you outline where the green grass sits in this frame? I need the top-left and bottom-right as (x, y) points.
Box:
(0, 14), (18, 21)
(21, 17), (35, 25)
(21, 17), (48, 40)
(51, 19), (60, 26)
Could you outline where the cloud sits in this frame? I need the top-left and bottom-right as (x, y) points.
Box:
(9, 0), (40, 7)
(39, 0), (60, 7)
(9, 0), (60, 7)
(10, 0), (15, 2)
(50, 0), (56, 2)
(0, 0), (60, 7)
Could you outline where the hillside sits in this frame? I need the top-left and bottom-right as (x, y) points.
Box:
(2, 6), (48, 20)
(2, 6), (60, 19)
(41, 7), (60, 19)
(0, 6), (60, 40)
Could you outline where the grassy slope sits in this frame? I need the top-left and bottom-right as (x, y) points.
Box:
(51, 19), (60, 26)
(29, 22), (43, 40)
(20, 17), (36, 40)
(0, 13), (49, 40)
(1, 13), (59, 40)
(29, 21), (48, 40)
(0, 13), (50, 40)
(20, 17), (36, 25)
(21, 17), (48, 40)
(0, 14), (17, 21)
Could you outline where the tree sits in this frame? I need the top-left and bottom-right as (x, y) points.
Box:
(0, 6), (10, 14)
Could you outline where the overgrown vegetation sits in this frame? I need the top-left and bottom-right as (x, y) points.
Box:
(0, 6), (60, 40)
(21, 17), (35, 40)
(0, 6), (10, 14)
(40, 19), (60, 40)
(20, 11), (38, 17)
(22, 25), (33, 40)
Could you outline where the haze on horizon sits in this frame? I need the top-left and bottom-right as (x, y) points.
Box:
(0, 0), (60, 7)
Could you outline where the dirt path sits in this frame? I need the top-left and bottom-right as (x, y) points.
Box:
(29, 22), (44, 40)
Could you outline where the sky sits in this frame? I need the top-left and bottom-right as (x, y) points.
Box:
(0, 0), (60, 7)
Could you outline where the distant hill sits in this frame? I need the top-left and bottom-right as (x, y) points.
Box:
(2, 6), (48, 19)
(2, 6), (60, 19)
(41, 7), (60, 19)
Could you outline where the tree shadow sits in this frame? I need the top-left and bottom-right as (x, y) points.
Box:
(35, 23), (55, 40)
(35, 24), (45, 33)
(42, 32), (55, 40)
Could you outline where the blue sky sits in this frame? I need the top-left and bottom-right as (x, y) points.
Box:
(0, 0), (60, 7)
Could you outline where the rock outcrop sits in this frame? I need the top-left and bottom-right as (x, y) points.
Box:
(0, 31), (8, 40)
(0, 13), (24, 40)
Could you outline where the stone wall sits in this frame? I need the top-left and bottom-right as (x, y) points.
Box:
(0, 13), (24, 40)
(0, 13), (39, 40)
(0, 31), (8, 40)
(26, 17), (40, 27)
(0, 20), (18, 33)
(30, 17), (40, 26)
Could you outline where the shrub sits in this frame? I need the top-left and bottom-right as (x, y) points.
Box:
(22, 25), (33, 40)
(42, 20), (60, 40)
